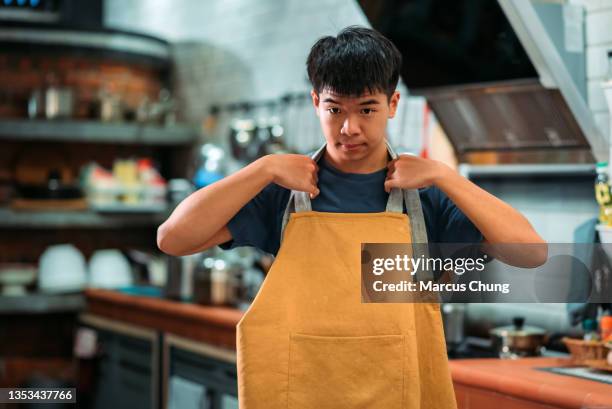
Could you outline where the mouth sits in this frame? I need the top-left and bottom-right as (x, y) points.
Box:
(337, 142), (366, 151)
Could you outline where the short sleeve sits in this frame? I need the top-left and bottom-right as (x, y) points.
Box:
(218, 183), (290, 255)
(423, 187), (492, 262)
(435, 187), (484, 243)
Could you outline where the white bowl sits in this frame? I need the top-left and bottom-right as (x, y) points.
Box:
(88, 249), (133, 289)
(38, 244), (87, 293)
(0, 264), (37, 296)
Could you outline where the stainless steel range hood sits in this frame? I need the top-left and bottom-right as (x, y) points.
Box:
(358, 0), (605, 164)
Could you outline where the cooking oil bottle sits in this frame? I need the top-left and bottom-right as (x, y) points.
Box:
(595, 162), (612, 225)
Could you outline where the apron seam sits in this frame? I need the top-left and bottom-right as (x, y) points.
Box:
(290, 212), (408, 219)
(290, 220), (410, 227)
(402, 333), (406, 409)
(287, 332), (292, 409)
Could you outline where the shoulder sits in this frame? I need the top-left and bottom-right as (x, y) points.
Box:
(257, 182), (291, 212)
(417, 185), (443, 210)
(419, 185), (459, 209)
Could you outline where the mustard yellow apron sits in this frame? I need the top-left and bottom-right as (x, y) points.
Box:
(236, 142), (457, 408)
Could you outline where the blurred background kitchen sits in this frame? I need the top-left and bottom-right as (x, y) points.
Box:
(1, 0), (612, 408)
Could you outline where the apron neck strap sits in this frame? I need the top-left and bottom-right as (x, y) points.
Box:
(280, 141), (430, 261)
(384, 140), (404, 214)
(291, 143), (326, 213)
(292, 140), (403, 213)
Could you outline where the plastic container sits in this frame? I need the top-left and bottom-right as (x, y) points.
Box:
(584, 318), (600, 341)
(595, 162), (612, 225)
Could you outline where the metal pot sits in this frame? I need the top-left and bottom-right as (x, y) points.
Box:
(490, 316), (548, 359)
(442, 303), (466, 349)
(192, 255), (245, 307)
(165, 254), (198, 301)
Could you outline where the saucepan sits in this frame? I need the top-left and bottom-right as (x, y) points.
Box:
(490, 316), (548, 358)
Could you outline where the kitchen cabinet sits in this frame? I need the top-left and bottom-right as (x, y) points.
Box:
(80, 314), (161, 409)
(163, 334), (237, 409)
(79, 310), (239, 409)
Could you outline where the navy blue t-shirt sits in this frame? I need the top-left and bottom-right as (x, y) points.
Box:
(219, 154), (483, 256)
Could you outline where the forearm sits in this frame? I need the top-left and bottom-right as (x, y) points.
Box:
(433, 165), (544, 245)
(157, 157), (273, 255)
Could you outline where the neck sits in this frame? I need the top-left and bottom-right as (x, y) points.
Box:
(323, 141), (389, 173)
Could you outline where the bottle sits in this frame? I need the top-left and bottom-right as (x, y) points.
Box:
(210, 259), (229, 306)
(583, 318), (600, 341)
(595, 162), (612, 226)
(601, 314), (612, 342)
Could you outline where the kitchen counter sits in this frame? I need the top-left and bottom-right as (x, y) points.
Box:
(84, 289), (243, 349)
(450, 357), (612, 409)
(86, 290), (612, 408)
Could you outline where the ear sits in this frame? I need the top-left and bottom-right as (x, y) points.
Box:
(388, 91), (400, 118)
(311, 89), (320, 117)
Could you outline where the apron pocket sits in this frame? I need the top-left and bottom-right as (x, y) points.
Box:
(288, 333), (404, 409)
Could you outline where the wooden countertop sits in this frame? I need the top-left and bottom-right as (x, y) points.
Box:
(84, 289), (243, 349)
(449, 357), (612, 409)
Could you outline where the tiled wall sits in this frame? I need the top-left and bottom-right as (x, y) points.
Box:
(586, 0), (612, 141)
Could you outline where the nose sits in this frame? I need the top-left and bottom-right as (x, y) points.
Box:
(341, 115), (361, 137)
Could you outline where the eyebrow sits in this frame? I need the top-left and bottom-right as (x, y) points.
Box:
(322, 98), (380, 105)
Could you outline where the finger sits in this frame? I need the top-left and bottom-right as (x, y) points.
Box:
(386, 169), (397, 179)
(308, 182), (319, 194)
(384, 178), (398, 193)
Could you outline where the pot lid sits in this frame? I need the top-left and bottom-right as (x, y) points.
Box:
(490, 316), (547, 337)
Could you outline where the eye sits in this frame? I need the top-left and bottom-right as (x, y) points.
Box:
(361, 108), (375, 115)
(327, 107), (341, 114)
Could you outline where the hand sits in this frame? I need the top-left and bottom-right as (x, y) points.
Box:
(384, 154), (447, 192)
(263, 154), (320, 198)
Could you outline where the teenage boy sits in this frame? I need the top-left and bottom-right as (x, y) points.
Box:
(158, 25), (546, 409)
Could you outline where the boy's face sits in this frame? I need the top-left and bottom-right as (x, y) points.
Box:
(311, 88), (400, 164)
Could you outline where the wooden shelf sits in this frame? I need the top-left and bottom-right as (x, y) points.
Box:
(0, 119), (198, 146)
(459, 163), (596, 178)
(0, 207), (168, 229)
(0, 293), (85, 314)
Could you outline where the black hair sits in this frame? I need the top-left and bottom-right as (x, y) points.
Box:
(306, 25), (402, 100)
